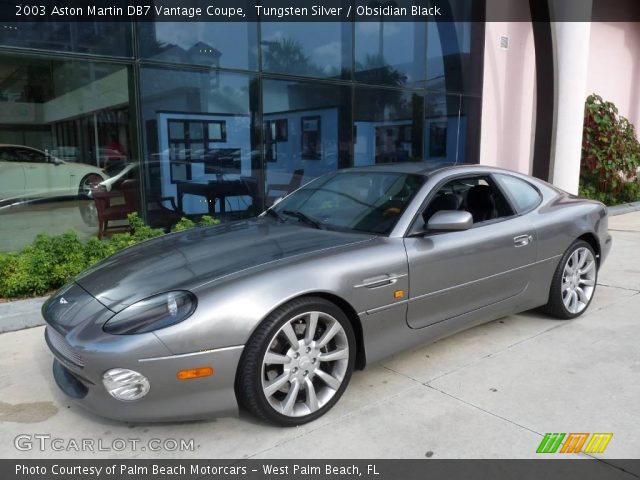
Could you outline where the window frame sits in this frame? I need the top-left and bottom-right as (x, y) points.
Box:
(492, 173), (543, 215)
(406, 172), (519, 236)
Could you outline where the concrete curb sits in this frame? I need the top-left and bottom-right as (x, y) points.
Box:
(0, 296), (47, 333)
(608, 201), (640, 216)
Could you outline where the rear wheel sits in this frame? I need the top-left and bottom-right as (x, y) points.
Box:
(542, 240), (597, 319)
(237, 297), (355, 426)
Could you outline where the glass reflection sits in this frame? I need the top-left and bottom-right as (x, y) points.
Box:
(426, 22), (484, 94)
(260, 23), (351, 79)
(138, 22), (258, 70)
(354, 86), (423, 166)
(0, 22), (132, 57)
(262, 79), (352, 205)
(424, 93), (482, 164)
(0, 54), (134, 249)
(355, 21), (425, 87)
(139, 68), (260, 224)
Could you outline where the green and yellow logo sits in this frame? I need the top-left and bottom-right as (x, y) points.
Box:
(536, 433), (613, 454)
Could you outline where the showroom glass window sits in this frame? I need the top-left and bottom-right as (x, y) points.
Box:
(137, 22), (258, 70)
(262, 78), (352, 206)
(139, 67), (261, 222)
(426, 22), (484, 95)
(0, 54), (134, 251)
(0, 9), (486, 252)
(260, 23), (351, 80)
(355, 21), (426, 87)
(424, 93), (482, 164)
(0, 22), (132, 57)
(354, 86), (424, 166)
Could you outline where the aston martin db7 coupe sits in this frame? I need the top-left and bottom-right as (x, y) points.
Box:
(43, 163), (611, 426)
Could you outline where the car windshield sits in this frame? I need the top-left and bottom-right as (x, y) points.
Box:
(270, 171), (426, 235)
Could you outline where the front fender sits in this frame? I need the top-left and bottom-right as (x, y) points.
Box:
(153, 237), (408, 354)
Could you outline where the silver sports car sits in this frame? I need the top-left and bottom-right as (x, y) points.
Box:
(43, 163), (611, 426)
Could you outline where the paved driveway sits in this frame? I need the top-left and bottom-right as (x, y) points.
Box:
(1, 212), (639, 460)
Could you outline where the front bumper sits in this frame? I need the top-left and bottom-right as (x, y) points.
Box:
(48, 330), (244, 422)
(43, 282), (244, 422)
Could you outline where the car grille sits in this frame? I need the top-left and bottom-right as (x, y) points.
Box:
(45, 327), (85, 368)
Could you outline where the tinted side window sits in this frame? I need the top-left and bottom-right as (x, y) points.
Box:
(422, 175), (514, 226)
(495, 174), (541, 213)
(16, 149), (46, 164)
(0, 148), (19, 162)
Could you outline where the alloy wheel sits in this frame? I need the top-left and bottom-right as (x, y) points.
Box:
(80, 174), (102, 197)
(561, 247), (596, 314)
(261, 311), (349, 417)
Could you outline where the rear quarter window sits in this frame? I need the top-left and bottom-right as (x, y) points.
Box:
(495, 174), (541, 213)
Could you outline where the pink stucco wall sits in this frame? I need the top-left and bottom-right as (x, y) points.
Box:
(479, 19), (536, 174)
(586, 22), (640, 130)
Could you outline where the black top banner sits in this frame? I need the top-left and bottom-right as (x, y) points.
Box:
(1, 0), (640, 23)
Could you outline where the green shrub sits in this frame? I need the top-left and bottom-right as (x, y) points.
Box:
(0, 232), (85, 297)
(171, 217), (196, 232)
(0, 212), (219, 300)
(580, 94), (640, 205)
(171, 214), (220, 232)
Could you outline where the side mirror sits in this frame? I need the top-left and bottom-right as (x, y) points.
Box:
(426, 210), (473, 232)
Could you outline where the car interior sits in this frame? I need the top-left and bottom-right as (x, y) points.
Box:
(422, 176), (514, 227)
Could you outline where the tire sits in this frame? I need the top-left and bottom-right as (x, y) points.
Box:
(542, 240), (598, 319)
(78, 174), (103, 198)
(236, 296), (356, 426)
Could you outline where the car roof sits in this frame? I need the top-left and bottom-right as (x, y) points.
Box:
(0, 144), (41, 150)
(343, 162), (464, 176)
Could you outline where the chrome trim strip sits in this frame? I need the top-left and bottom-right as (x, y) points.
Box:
(138, 345), (244, 363)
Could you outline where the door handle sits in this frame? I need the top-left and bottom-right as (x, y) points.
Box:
(514, 234), (533, 247)
(355, 274), (405, 289)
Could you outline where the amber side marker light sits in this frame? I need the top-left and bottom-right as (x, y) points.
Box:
(177, 367), (214, 380)
(394, 290), (405, 299)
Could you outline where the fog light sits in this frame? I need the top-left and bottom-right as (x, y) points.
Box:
(102, 368), (150, 401)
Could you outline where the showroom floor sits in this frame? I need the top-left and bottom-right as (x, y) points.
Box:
(0, 199), (99, 252)
(0, 212), (639, 461)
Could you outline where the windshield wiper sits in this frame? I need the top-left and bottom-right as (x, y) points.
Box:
(282, 210), (323, 229)
(264, 208), (285, 222)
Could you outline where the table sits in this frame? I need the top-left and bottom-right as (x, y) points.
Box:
(175, 178), (258, 219)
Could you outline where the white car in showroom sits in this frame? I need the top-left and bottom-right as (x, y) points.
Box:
(0, 144), (106, 205)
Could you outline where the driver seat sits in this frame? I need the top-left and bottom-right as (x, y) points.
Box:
(465, 185), (496, 223)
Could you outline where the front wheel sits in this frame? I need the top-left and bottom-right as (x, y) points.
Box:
(236, 297), (355, 426)
(78, 173), (103, 198)
(542, 240), (598, 319)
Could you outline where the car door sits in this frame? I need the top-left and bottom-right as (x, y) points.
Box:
(404, 174), (537, 329)
(0, 147), (26, 201)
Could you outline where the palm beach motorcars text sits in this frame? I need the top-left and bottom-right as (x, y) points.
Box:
(15, 463), (370, 476)
(15, 464), (248, 476)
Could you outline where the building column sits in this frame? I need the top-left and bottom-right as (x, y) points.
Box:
(548, 5), (592, 194)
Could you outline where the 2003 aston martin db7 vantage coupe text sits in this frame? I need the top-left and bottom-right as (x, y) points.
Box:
(43, 164), (611, 425)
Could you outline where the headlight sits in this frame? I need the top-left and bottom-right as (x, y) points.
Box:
(103, 291), (197, 335)
(102, 368), (150, 401)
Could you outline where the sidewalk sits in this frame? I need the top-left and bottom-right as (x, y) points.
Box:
(0, 212), (639, 461)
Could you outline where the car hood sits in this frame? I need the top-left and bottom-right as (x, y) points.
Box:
(75, 218), (373, 312)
